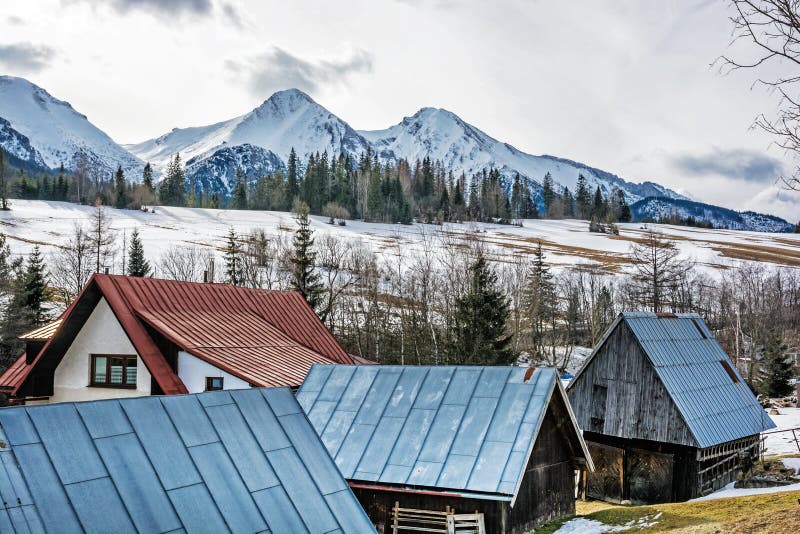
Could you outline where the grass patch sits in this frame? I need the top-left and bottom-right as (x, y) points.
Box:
(534, 491), (800, 533)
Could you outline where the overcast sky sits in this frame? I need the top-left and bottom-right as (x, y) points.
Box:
(0, 0), (798, 219)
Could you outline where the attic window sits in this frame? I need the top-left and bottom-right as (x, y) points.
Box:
(205, 377), (224, 391)
(691, 319), (707, 339)
(719, 359), (739, 383)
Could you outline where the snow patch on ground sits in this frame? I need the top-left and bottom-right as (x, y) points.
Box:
(554, 513), (662, 533)
(781, 457), (800, 475)
(763, 408), (800, 457)
(690, 481), (800, 502)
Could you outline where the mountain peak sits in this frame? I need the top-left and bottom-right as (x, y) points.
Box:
(254, 88), (315, 115)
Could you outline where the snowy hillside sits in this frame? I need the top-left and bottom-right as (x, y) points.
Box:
(2, 201), (798, 277)
(126, 89), (371, 171)
(0, 76), (142, 175)
(631, 197), (795, 233)
(360, 107), (687, 202)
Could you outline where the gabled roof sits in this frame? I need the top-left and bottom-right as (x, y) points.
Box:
(9, 274), (352, 395)
(0, 387), (374, 533)
(297, 365), (592, 503)
(569, 312), (776, 448)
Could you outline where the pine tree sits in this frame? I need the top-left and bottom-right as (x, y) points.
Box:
(451, 250), (515, 365)
(760, 330), (793, 397)
(114, 165), (127, 209)
(576, 174), (591, 220)
(159, 154), (186, 206)
(290, 204), (323, 311)
(286, 148), (300, 207)
(142, 163), (154, 194)
(542, 172), (555, 217)
(127, 228), (151, 277)
(232, 167), (248, 209)
(223, 228), (244, 286)
(524, 242), (557, 360)
(0, 147), (7, 210)
(592, 186), (605, 219)
(20, 246), (51, 326)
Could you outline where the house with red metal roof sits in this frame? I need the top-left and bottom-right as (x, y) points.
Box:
(0, 274), (353, 404)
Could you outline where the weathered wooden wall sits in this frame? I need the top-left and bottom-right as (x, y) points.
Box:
(568, 321), (696, 447)
(506, 401), (577, 533)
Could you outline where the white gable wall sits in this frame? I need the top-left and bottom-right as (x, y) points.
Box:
(177, 351), (251, 393)
(51, 297), (152, 403)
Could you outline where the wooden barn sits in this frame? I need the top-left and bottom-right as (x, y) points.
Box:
(567, 312), (776, 504)
(297, 365), (593, 534)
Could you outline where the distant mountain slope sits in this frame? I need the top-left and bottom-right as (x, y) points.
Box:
(0, 76), (142, 175)
(184, 144), (285, 196)
(126, 89), (371, 170)
(360, 107), (687, 203)
(631, 197), (795, 233)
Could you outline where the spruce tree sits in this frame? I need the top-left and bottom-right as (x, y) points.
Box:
(592, 186), (605, 219)
(0, 147), (8, 210)
(524, 242), (557, 360)
(290, 204), (323, 311)
(452, 250), (515, 365)
(223, 228), (244, 286)
(576, 174), (591, 220)
(142, 163), (154, 194)
(20, 246), (51, 327)
(114, 165), (127, 209)
(127, 228), (151, 277)
(232, 167), (248, 209)
(761, 330), (793, 397)
(286, 148), (300, 207)
(542, 172), (555, 216)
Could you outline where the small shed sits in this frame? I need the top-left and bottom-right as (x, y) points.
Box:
(567, 312), (776, 503)
(297, 365), (593, 534)
(0, 387), (374, 533)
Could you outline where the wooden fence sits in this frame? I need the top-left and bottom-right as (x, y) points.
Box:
(391, 502), (485, 534)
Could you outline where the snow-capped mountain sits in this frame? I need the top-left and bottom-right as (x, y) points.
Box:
(184, 144), (284, 196)
(0, 76), (142, 175)
(630, 197), (795, 233)
(360, 107), (686, 203)
(126, 89), (371, 171)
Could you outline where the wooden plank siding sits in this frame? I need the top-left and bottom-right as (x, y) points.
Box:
(568, 321), (696, 447)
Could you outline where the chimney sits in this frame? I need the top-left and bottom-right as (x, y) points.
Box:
(203, 270), (209, 283)
(104, 267), (109, 275)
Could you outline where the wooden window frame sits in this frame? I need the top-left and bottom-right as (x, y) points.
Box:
(205, 376), (224, 392)
(90, 354), (138, 389)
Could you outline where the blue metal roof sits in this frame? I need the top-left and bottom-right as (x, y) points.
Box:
(572, 312), (776, 448)
(0, 388), (374, 534)
(297, 365), (591, 501)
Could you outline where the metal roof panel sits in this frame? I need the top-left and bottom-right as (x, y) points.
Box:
(299, 365), (585, 498)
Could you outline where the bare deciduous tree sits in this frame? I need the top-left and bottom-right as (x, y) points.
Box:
(629, 230), (694, 312)
(88, 203), (117, 273)
(50, 224), (93, 304)
(157, 246), (214, 282)
(722, 0), (800, 190)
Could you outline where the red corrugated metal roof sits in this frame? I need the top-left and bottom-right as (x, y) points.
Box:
(0, 354), (32, 393)
(14, 274), (352, 395)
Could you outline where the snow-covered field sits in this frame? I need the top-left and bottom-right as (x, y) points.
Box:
(3, 200), (799, 276)
(763, 408), (800, 457)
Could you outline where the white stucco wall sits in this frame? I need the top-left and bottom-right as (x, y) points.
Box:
(177, 351), (250, 393)
(50, 297), (151, 403)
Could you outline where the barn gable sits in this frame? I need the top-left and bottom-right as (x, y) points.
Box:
(568, 319), (696, 446)
(568, 312), (775, 449)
